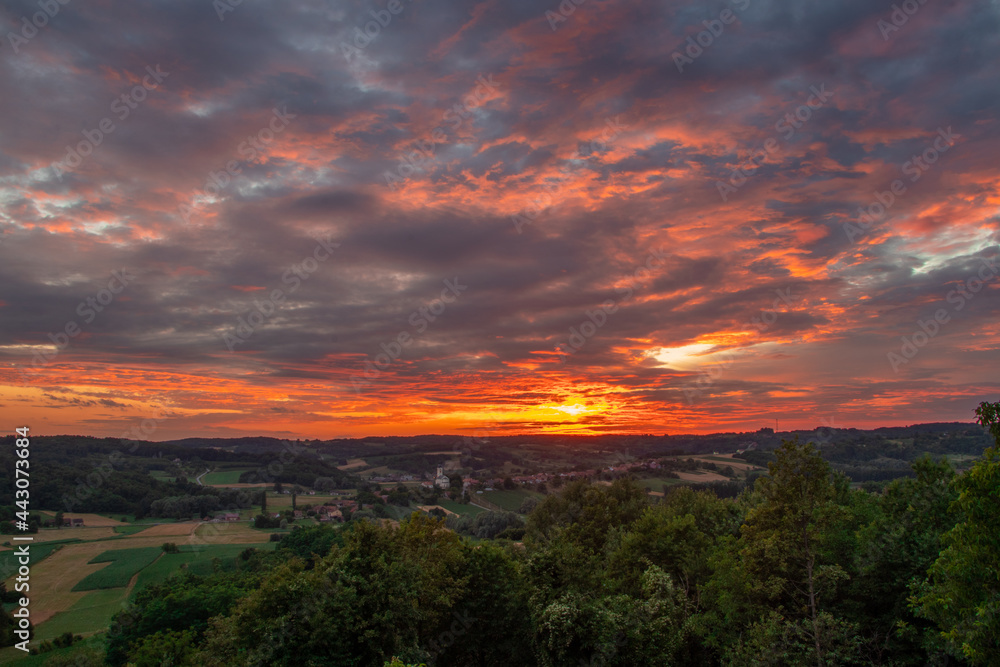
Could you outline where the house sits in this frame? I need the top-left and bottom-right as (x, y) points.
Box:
(434, 466), (450, 490)
(70, 518), (84, 527)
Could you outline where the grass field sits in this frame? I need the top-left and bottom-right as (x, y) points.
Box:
(0, 539), (78, 575)
(201, 469), (250, 485)
(35, 588), (129, 640)
(481, 489), (545, 512)
(112, 525), (151, 536)
(436, 500), (486, 517)
(72, 548), (163, 591)
(635, 477), (685, 492)
(0, 634), (106, 665)
(132, 543), (274, 591)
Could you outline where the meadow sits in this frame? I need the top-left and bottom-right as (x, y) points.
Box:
(71, 548), (163, 591)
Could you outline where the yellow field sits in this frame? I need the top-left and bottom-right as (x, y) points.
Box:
(0, 517), (272, 640)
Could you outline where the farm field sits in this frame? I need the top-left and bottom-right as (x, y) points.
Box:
(436, 499), (486, 517)
(34, 587), (129, 640)
(0, 634), (105, 664)
(635, 477), (685, 493)
(0, 515), (282, 657)
(72, 547), (163, 591)
(133, 543), (274, 590)
(481, 489), (545, 512)
(201, 468), (251, 485)
(0, 539), (78, 575)
(337, 458), (369, 470)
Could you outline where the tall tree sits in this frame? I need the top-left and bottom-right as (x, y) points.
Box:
(912, 401), (1000, 665)
(851, 456), (957, 664)
(728, 438), (859, 666)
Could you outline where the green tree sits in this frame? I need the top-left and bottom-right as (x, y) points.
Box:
(912, 401), (1000, 665)
(199, 514), (467, 666)
(851, 456), (957, 664)
(720, 439), (860, 666)
(608, 486), (736, 601)
(431, 543), (533, 667)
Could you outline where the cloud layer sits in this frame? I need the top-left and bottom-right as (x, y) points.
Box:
(1, 0), (998, 439)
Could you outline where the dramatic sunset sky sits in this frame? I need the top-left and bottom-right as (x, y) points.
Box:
(1, 0), (998, 440)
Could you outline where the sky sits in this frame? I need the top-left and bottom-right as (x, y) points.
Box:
(0, 0), (998, 441)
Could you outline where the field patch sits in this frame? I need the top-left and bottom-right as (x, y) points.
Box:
(132, 543), (274, 592)
(35, 587), (129, 640)
(481, 489), (545, 513)
(202, 468), (250, 485)
(135, 522), (198, 538)
(436, 499), (485, 517)
(636, 477), (685, 492)
(0, 539), (76, 575)
(72, 548), (162, 591)
(113, 525), (151, 536)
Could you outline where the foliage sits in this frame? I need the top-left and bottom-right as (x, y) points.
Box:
(911, 401), (1000, 665)
(86, 405), (1000, 667)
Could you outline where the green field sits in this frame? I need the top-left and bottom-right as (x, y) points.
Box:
(481, 489), (545, 512)
(436, 500), (486, 517)
(0, 539), (79, 575)
(0, 634), (105, 665)
(112, 525), (151, 536)
(35, 588), (129, 640)
(72, 548), (163, 591)
(636, 477), (685, 492)
(132, 543), (275, 591)
(201, 469), (250, 485)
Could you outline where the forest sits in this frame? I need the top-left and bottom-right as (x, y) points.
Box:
(14, 401), (993, 666)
